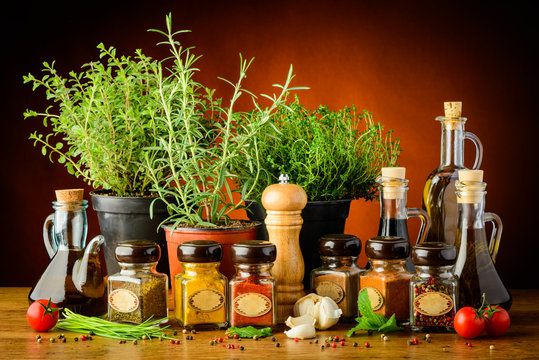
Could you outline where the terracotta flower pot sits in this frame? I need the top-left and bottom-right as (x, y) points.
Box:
(164, 221), (261, 301)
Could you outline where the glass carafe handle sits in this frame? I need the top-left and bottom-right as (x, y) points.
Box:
(464, 131), (483, 170)
(407, 208), (431, 246)
(485, 212), (503, 263)
(43, 213), (57, 258)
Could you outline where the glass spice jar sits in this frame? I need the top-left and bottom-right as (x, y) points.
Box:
(360, 236), (412, 324)
(229, 241), (276, 328)
(175, 240), (228, 330)
(311, 234), (362, 322)
(108, 241), (169, 324)
(410, 243), (458, 332)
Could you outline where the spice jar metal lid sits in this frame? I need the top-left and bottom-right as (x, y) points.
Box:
(177, 240), (223, 263)
(412, 243), (457, 266)
(365, 236), (409, 260)
(318, 234), (361, 256)
(231, 240), (277, 264)
(115, 240), (161, 263)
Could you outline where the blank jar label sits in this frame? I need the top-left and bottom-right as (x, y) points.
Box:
(361, 287), (384, 311)
(315, 281), (344, 304)
(414, 291), (453, 316)
(109, 289), (139, 313)
(233, 293), (272, 317)
(188, 289), (225, 313)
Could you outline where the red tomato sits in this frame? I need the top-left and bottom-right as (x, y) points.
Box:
(484, 306), (510, 336)
(454, 307), (486, 339)
(27, 299), (60, 332)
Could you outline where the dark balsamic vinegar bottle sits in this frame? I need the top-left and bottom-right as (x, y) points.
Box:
(375, 167), (430, 272)
(454, 170), (511, 310)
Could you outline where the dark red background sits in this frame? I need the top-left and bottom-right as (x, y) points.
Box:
(2, 1), (537, 288)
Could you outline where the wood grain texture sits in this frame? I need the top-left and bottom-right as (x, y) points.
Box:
(262, 182), (308, 323)
(2, 288), (538, 359)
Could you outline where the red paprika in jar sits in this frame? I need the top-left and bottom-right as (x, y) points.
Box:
(229, 241), (276, 327)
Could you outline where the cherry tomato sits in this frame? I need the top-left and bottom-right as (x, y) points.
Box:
(27, 299), (60, 332)
(484, 306), (510, 336)
(454, 307), (485, 339)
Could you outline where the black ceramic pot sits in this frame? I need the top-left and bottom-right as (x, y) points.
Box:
(245, 198), (352, 289)
(90, 190), (171, 279)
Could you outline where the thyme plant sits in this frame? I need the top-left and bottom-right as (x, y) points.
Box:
(232, 96), (401, 201)
(23, 37), (166, 196)
(142, 17), (305, 228)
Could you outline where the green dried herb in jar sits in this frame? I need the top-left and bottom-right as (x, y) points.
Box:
(108, 241), (169, 324)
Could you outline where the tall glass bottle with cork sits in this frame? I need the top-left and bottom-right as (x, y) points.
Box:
(422, 102), (483, 245)
(377, 167), (430, 271)
(454, 170), (511, 310)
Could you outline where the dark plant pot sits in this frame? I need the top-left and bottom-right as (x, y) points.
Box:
(90, 190), (172, 279)
(245, 198), (352, 289)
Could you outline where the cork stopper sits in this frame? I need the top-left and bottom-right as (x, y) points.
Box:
(55, 189), (84, 202)
(381, 167), (406, 179)
(458, 170), (483, 182)
(457, 170), (485, 204)
(444, 101), (462, 118)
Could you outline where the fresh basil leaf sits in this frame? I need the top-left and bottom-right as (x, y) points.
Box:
(357, 289), (385, 327)
(225, 326), (272, 338)
(377, 313), (402, 333)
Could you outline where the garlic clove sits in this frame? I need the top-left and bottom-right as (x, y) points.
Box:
(284, 323), (316, 339)
(285, 314), (316, 328)
(293, 293), (321, 318)
(316, 297), (343, 330)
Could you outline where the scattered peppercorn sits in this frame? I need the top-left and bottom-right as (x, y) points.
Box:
(88, 331), (95, 336)
(407, 340), (413, 345)
(320, 345), (325, 350)
(88, 336), (93, 341)
(210, 340), (215, 345)
(175, 340), (180, 345)
(142, 335), (148, 340)
(50, 338), (55, 343)
(74, 337), (79, 342)
(133, 340), (138, 345)
(331, 343), (337, 348)
(340, 341), (345, 346)
(426, 338), (432, 343)
(353, 342), (358, 347)
(489, 345), (495, 350)
(182, 329), (188, 334)
(365, 342), (370, 348)
(191, 330), (197, 334)
(61, 338), (66, 343)
(240, 346), (245, 351)
(276, 343), (281, 348)
(465, 342), (469, 346)
(383, 336), (389, 341)
(253, 335), (259, 341)
(170, 339), (175, 344)
(368, 330), (373, 335)
(314, 339), (318, 344)
(80, 335), (87, 341)
(37, 338), (42, 344)
(218, 337), (223, 343)
(467, 343), (472, 347)
(271, 336), (276, 342)
(36, 335), (41, 340)
(334, 336), (340, 341)
(294, 337), (299, 342)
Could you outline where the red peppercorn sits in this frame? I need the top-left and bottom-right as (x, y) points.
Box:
(294, 337), (299, 342)
(365, 341), (370, 348)
(218, 337), (223, 343)
(467, 342), (472, 347)
(340, 341), (345, 346)
(80, 335), (87, 341)
(175, 340), (180, 345)
(234, 334), (239, 339)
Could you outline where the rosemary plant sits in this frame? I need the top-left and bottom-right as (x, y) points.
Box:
(232, 96), (401, 201)
(143, 17), (305, 228)
(23, 15), (186, 197)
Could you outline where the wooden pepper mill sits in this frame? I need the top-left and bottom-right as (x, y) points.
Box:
(261, 174), (307, 323)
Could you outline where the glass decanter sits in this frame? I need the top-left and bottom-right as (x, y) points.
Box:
(454, 170), (511, 310)
(422, 102), (483, 245)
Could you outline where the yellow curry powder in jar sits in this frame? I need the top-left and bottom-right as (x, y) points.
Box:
(175, 240), (228, 330)
(360, 236), (412, 325)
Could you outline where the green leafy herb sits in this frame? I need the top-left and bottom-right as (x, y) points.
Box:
(346, 289), (402, 337)
(225, 326), (272, 338)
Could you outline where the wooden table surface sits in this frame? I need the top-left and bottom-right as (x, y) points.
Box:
(1, 287), (537, 359)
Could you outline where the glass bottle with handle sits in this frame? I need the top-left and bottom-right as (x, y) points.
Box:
(454, 170), (511, 310)
(377, 167), (430, 272)
(422, 101), (483, 245)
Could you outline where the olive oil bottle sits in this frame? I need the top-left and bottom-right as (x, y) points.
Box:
(422, 102), (483, 245)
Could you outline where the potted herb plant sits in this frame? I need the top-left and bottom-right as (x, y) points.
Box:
(140, 19), (304, 281)
(231, 97), (401, 286)
(22, 15), (194, 277)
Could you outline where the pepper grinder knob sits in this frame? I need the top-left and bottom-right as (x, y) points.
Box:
(261, 175), (307, 323)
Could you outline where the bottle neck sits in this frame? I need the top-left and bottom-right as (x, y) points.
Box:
(321, 256), (358, 267)
(369, 258), (408, 272)
(456, 184), (487, 229)
(378, 183), (408, 219)
(440, 120), (465, 167)
(119, 262), (158, 275)
(233, 263), (274, 279)
(414, 265), (454, 278)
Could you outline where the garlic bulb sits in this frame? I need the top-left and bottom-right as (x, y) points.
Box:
(285, 314), (316, 328)
(284, 323), (316, 339)
(293, 293), (342, 330)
